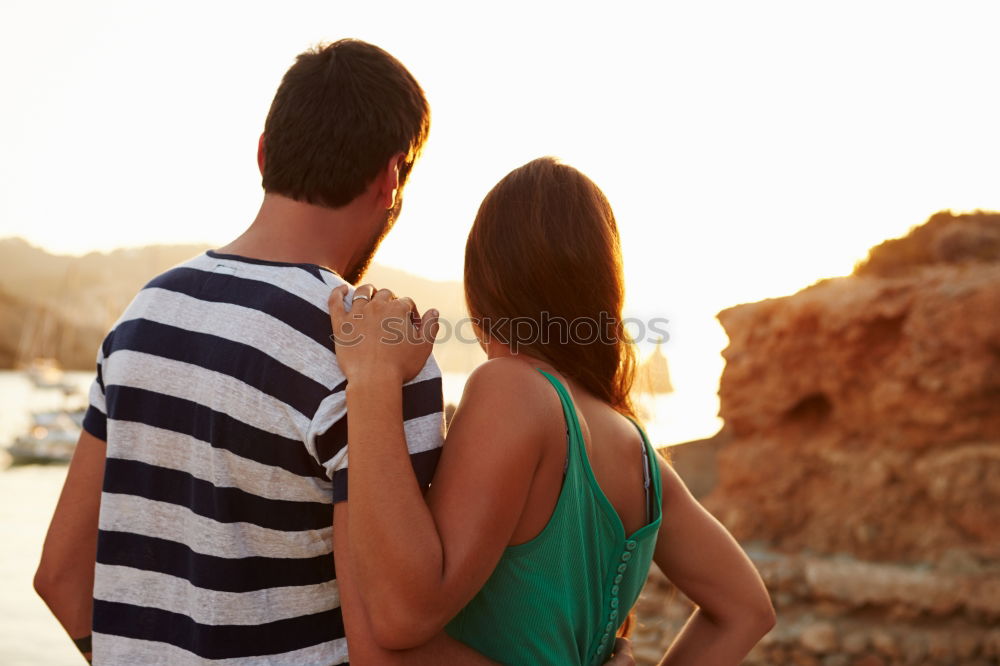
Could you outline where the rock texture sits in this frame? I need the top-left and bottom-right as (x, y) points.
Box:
(630, 211), (1000, 665)
(632, 554), (1000, 666)
(708, 213), (1000, 565)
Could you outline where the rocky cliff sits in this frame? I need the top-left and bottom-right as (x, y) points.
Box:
(633, 211), (1000, 665)
(708, 210), (1000, 565)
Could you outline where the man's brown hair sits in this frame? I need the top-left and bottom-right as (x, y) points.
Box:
(261, 39), (430, 208)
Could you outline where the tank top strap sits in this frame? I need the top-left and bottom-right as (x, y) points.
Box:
(624, 415), (663, 525)
(536, 369), (587, 472)
(536, 369), (663, 529)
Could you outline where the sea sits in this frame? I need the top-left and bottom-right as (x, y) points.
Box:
(0, 369), (719, 664)
(0, 370), (92, 665)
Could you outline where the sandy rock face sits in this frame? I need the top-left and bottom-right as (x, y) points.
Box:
(706, 260), (1000, 564)
(630, 212), (1000, 665)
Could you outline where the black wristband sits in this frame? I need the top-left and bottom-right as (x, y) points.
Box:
(73, 634), (92, 654)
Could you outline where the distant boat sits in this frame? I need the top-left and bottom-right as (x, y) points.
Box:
(32, 407), (86, 429)
(23, 357), (76, 392)
(5, 408), (84, 465)
(636, 338), (673, 395)
(15, 307), (78, 392)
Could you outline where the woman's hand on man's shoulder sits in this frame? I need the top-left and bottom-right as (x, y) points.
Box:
(328, 283), (440, 386)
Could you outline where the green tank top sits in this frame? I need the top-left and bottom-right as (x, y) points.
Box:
(445, 370), (663, 665)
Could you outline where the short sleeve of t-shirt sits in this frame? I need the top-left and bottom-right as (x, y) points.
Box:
(82, 336), (110, 441)
(305, 356), (446, 503)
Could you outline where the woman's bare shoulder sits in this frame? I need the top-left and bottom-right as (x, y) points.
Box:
(456, 357), (562, 435)
(464, 357), (552, 397)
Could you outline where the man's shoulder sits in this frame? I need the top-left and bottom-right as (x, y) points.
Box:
(105, 251), (347, 370)
(114, 251), (347, 327)
(139, 250), (217, 286)
(141, 252), (343, 299)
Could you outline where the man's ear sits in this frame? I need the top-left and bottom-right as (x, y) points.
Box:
(257, 134), (266, 175)
(379, 153), (404, 209)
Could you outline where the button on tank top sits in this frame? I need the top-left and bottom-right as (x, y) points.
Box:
(445, 370), (663, 665)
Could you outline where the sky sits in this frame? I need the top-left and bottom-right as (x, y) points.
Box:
(2, 1), (999, 442)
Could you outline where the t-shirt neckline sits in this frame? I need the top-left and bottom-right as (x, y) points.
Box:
(206, 249), (339, 277)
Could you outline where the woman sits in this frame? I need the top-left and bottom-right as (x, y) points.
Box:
(329, 157), (775, 665)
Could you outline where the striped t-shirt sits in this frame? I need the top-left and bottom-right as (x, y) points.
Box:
(81, 250), (445, 665)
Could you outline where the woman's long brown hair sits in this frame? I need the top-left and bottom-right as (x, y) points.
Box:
(464, 157), (637, 419)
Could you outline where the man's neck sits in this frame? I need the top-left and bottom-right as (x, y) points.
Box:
(216, 194), (367, 275)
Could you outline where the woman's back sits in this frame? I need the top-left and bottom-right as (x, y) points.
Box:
(445, 366), (662, 665)
(326, 155), (775, 664)
(570, 372), (657, 537)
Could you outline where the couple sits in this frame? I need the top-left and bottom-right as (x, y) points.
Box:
(35, 39), (774, 665)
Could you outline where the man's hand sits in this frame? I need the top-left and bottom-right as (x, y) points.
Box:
(605, 637), (636, 666)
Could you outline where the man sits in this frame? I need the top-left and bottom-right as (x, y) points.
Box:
(34, 39), (635, 665)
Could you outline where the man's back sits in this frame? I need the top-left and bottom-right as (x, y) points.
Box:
(84, 250), (445, 664)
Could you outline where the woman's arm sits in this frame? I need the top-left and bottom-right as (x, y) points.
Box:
(651, 457), (776, 665)
(330, 286), (550, 648)
(332, 503), (502, 665)
(343, 360), (549, 647)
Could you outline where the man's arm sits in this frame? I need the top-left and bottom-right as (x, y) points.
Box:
(34, 428), (106, 663)
(333, 502), (500, 666)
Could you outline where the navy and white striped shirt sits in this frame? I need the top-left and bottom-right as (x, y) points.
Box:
(82, 250), (444, 665)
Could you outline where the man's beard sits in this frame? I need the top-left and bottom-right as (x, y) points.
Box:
(342, 195), (403, 284)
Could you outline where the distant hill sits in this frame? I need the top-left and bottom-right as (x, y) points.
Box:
(0, 238), (482, 372)
(0, 284), (107, 370)
(0, 237), (212, 329)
